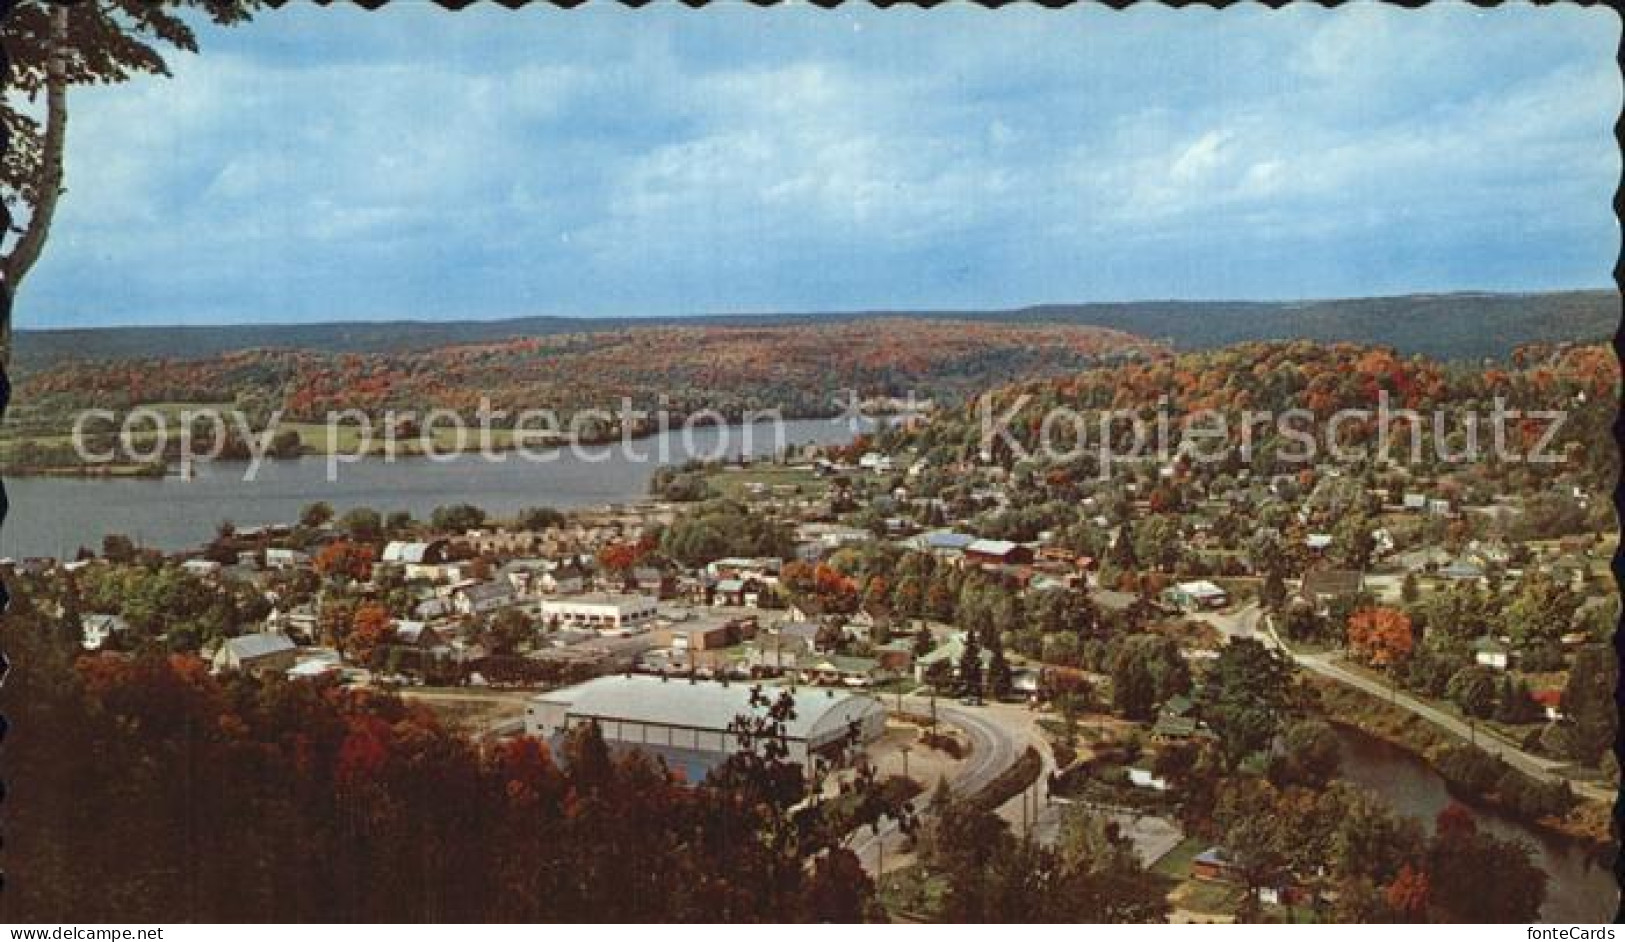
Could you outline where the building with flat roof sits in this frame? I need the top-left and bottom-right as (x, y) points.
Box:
(1163, 580), (1229, 611)
(524, 674), (885, 782)
(539, 593), (660, 633)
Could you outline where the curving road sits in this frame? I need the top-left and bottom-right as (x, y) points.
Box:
(849, 697), (1036, 874)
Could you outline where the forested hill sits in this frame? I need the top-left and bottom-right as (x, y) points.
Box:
(13, 290), (1616, 374)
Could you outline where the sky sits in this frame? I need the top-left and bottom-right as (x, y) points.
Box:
(16, 1), (1622, 328)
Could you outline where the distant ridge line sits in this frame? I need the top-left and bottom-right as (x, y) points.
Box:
(13, 289), (1618, 369)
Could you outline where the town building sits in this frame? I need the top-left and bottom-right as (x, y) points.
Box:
(213, 632), (298, 676)
(1163, 580), (1229, 611)
(964, 539), (1034, 566)
(540, 593), (660, 633)
(1296, 569), (1366, 615)
(523, 674), (886, 782)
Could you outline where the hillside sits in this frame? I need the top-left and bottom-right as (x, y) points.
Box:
(6, 319), (1157, 441)
(12, 291), (1616, 374)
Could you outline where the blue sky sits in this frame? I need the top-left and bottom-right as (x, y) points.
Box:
(17, 1), (1621, 328)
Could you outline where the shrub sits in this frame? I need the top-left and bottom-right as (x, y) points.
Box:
(1495, 768), (1576, 821)
(1434, 743), (1506, 795)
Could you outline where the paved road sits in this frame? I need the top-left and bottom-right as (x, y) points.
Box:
(1191, 601), (1261, 642)
(1247, 611), (1613, 804)
(850, 698), (1032, 873)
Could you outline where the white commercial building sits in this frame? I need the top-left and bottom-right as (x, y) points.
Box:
(539, 593), (660, 633)
(524, 674), (886, 782)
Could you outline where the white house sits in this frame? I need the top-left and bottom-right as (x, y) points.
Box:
(213, 632), (298, 675)
(1473, 636), (1511, 671)
(452, 581), (515, 617)
(181, 559), (222, 578)
(265, 547), (310, 570)
(80, 613), (130, 650)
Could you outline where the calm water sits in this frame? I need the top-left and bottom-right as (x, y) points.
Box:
(0, 417), (867, 558)
(1334, 726), (1617, 922)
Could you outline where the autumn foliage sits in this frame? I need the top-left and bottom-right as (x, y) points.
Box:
(1346, 606), (1415, 669)
(1, 611), (884, 922)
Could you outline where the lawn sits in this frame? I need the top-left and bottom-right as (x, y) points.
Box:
(877, 864), (949, 920)
(1173, 879), (1243, 916)
(704, 465), (827, 501)
(1151, 835), (1207, 879)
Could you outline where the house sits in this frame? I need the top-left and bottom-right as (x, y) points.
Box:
(1532, 689), (1565, 721)
(628, 565), (676, 599)
(1190, 848), (1309, 906)
(181, 559), (222, 579)
(664, 616), (754, 652)
(380, 539), (453, 581)
(540, 560), (589, 595)
(801, 523), (872, 551)
(1398, 546), (1454, 573)
(1473, 636), (1511, 670)
(452, 581), (515, 617)
(874, 639), (916, 674)
(858, 452), (895, 473)
(1439, 559), (1486, 583)
(1127, 767), (1171, 791)
(706, 557), (781, 582)
(1296, 569), (1365, 615)
(265, 547), (310, 570)
(1163, 580), (1229, 611)
(912, 530), (975, 557)
(964, 539), (1034, 566)
(913, 632), (992, 684)
(286, 657), (343, 681)
(803, 654), (886, 687)
(711, 577), (765, 608)
(80, 613), (130, 651)
(393, 620), (448, 650)
(213, 632), (298, 676)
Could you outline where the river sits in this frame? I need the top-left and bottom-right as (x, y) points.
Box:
(0, 417), (868, 558)
(1334, 725), (1617, 922)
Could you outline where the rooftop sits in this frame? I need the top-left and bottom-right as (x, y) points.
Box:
(532, 674), (881, 741)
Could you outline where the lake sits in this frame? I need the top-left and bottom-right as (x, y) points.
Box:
(1334, 725), (1616, 922)
(0, 417), (869, 558)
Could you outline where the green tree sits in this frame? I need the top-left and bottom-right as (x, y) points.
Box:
(1445, 666), (1499, 720)
(0, 0), (256, 345)
(300, 501), (334, 529)
(1108, 519), (1139, 571)
(516, 506), (566, 531)
(338, 506), (383, 542)
(956, 629), (984, 698)
(1562, 645), (1617, 766)
(1202, 638), (1295, 769)
(1500, 572), (1580, 648)
(431, 503), (487, 533)
(1269, 718), (1342, 789)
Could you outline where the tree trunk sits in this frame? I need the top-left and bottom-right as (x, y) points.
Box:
(3, 3), (70, 299)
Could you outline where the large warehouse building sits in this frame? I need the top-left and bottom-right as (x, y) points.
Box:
(524, 674), (886, 782)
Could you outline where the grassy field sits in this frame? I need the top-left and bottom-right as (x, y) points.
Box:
(1151, 835), (1207, 879)
(705, 465), (828, 501)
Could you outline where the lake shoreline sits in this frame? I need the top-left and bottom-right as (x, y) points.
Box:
(0, 411), (892, 479)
